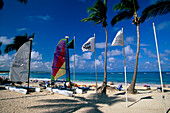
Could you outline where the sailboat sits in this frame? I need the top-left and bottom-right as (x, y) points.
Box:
(5, 38), (36, 94)
(48, 38), (73, 96)
(51, 39), (70, 82)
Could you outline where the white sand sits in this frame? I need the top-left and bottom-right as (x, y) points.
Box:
(0, 81), (170, 113)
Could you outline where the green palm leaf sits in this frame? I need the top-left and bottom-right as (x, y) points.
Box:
(140, 0), (170, 23)
(4, 33), (35, 53)
(4, 44), (15, 53)
(111, 11), (133, 26)
(81, 0), (107, 27)
(17, 0), (27, 4)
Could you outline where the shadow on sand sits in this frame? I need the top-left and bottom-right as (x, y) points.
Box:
(27, 93), (136, 113)
(128, 96), (153, 108)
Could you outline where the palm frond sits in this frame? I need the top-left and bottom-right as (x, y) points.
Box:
(81, 0), (107, 27)
(0, 0), (4, 10)
(17, 0), (27, 4)
(29, 33), (35, 39)
(4, 44), (16, 53)
(140, 0), (170, 23)
(114, 0), (139, 12)
(111, 11), (133, 26)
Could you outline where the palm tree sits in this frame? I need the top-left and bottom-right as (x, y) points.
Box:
(140, 0), (170, 23)
(4, 33), (35, 53)
(111, 0), (140, 94)
(81, 0), (108, 94)
(0, 42), (2, 55)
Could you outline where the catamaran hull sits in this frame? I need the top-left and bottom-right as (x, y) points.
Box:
(5, 86), (41, 94)
(46, 87), (73, 97)
(5, 86), (27, 94)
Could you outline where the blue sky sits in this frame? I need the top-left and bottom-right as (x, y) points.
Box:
(0, 0), (170, 72)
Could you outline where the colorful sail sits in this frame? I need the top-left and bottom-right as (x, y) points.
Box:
(9, 40), (31, 82)
(51, 39), (69, 81)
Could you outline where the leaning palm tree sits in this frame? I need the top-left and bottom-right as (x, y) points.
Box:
(81, 0), (108, 94)
(111, 0), (140, 94)
(0, 42), (2, 55)
(4, 33), (35, 53)
(140, 0), (170, 23)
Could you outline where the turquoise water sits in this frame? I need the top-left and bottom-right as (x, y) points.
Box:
(1, 72), (170, 84)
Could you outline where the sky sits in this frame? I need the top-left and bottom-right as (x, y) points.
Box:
(0, 0), (170, 72)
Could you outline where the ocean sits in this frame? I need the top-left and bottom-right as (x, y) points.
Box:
(0, 72), (170, 85)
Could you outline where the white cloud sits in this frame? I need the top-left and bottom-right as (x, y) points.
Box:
(31, 51), (42, 60)
(78, 60), (87, 69)
(44, 62), (51, 69)
(98, 55), (103, 60)
(157, 21), (170, 31)
(0, 36), (13, 44)
(16, 28), (28, 32)
(102, 49), (122, 57)
(31, 61), (43, 68)
(165, 50), (170, 54)
(140, 44), (149, 46)
(125, 45), (134, 55)
(0, 54), (12, 62)
(0, 54), (13, 70)
(96, 42), (111, 49)
(163, 58), (169, 61)
(145, 61), (150, 64)
(70, 54), (81, 62)
(125, 37), (135, 45)
(96, 59), (101, 66)
(142, 48), (157, 58)
(82, 52), (93, 59)
(127, 55), (136, 61)
(108, 57), (115, 63)
(28, 15), (52, 22)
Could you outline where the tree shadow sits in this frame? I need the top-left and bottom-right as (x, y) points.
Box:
(0, 94), (48, 101)
(128, 96), (153, 107)
(27, 93), (135, 113)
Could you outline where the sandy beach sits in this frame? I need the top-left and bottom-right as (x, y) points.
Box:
(0, 81), (170, 113)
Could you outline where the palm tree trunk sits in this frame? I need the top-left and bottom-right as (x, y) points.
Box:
(98, 27), (108, 94)
(128, 24), (140, 94)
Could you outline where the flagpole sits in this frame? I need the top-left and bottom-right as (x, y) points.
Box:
(153, 22), (166, 112)
(73, 36), (76, 99)
(94, 33), (97, 93)
(122, 27), (128, 107)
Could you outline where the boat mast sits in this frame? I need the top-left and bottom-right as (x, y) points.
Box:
(65, 36), (71, 89)
(27, 38), (33, 93)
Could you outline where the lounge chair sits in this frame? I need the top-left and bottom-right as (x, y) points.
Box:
(117, 84), (122, 91)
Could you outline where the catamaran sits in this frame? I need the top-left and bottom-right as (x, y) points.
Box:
(5, 38), (40, 94)
(47, 38), (74, 96)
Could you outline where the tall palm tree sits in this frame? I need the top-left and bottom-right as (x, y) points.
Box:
(140, 0), (170, 23)
(111, 0), (140, 94)
(0, 42), (2, 55)
(81, 0), (108, 94)
(4, 33), (35, 53)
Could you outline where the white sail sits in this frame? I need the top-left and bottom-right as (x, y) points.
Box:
(9, 41), (31, 82)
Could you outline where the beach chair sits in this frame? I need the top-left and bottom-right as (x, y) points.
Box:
(117, 84), (122, 91)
